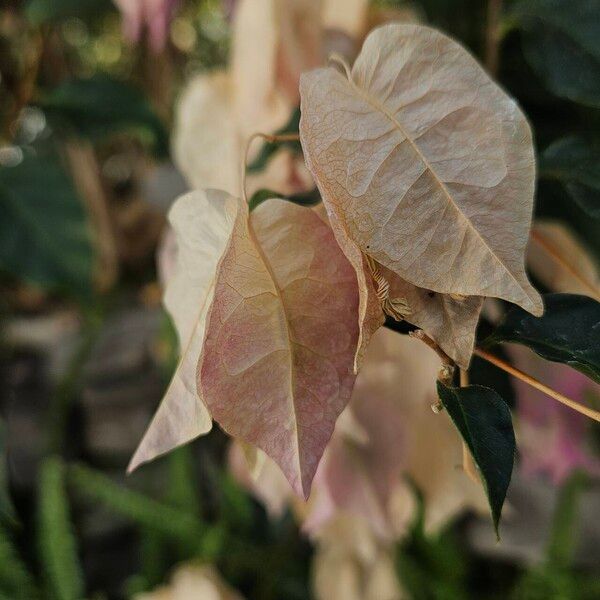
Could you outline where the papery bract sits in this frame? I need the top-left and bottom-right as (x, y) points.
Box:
(198, 198), (360, 497)
(300, 23), (543, 315)
(129, 190), (238, 472)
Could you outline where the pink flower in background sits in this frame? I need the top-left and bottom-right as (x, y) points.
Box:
(512, 345), (600, 485)
(113, 0), (179, 52)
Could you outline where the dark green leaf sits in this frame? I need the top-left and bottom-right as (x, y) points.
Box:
(247, 107), (301, 173)
(486, 294), (600, 383)
(41, 76), (168, 156)
(511, 0), (600, 107)
(38, 457), (84, 600)
(0, 152), (94, 299)
(25, 0), (114, 25)
(436, 383), (515, 538)
(0, 421), (16, 527)
(539, 137), (600, 218)
(0, 527), (38, 599)
(248, 188), (321, 212)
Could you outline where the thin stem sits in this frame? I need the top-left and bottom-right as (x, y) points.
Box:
(409, 329), (455, 387)
(485, 0), (503, 76)
(474, 348), (600, 422)
(241, 132), (301, 204)
(530, 228), (600, 300)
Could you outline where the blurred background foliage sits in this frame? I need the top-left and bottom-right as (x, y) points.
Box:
(0, 0), (599, 598)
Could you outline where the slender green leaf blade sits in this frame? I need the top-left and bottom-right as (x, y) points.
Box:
(0, 421), (16, 527)
(539, 137), (600, 218)
(486, 294), (600, 383)
(511, 0), (600, 107)
(436, 383), (515, 537)
(38, 457), (84, 600)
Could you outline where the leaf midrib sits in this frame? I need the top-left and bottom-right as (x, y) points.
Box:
(343, 70), (531, 301)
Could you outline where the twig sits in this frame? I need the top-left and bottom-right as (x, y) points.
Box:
(530, 228), (600, 300)
(241, 132), (301, 204)
(409, 330), (455, 392)
(485, 0), (503, 76)
(474, 348), (600, 422)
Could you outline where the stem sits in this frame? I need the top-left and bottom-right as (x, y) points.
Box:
(241, 132), (301, 204)
(530, 228), (600, 300)
(485, 0), (503, 76)
(474, 348), (600, 422)
(410, 329), (455, 385)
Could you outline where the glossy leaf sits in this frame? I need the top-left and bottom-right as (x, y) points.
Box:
(300, 24), (542, 315)
(198, 198), (359, 497)
(539, 137), (600, 219)
(512, 0), (600, 107)
(436, 383), (515, 537)
(41, 75), (168, 155)
(0, 152), (94, 299)
(486, 293), (600, 384)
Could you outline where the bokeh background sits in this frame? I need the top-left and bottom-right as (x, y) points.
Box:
(1, 0), (599, 598)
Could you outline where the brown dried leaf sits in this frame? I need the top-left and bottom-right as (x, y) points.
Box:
(300, 23), (543, 315)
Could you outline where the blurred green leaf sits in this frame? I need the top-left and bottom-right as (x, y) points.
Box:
(511, 0), (600, 107)
(41, 76), (169, 156)
(247, 108), (302, 173)
(486, 294), (600, 384)
(0, 526), (38, 599)
(25, 0), (114, 25)
(436, 383), (515, 538)
(68, 463), (204, 546)
(249, 188), (320, 212)
(539, 137), (600, 218)
(0, 421), (16, 528)
(38, 457), (84, 600)
(0, 152), (94, 299)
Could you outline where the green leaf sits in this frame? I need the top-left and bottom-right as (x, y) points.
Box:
(0, 526), (38, 599)
(511, 0), (600, 107)
(0, 152), (94, 299)
(247, 107), (301, 173)
(0, 421), (16, 527)
(40, 76), (168, 156)
(436, 383), (515, 538)
(539, 137), (600, 218)
(248, 188), (320, 212)
(486, 294), (600, 384)
(68, 464), (204, 544)
(25, 0), (114, 25)
(38, 457), (84, 600)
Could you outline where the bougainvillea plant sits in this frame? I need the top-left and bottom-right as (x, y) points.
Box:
(129, 20), (600, 538)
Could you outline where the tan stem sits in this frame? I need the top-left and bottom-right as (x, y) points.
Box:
(475, 348), (600, 422)
(241, 132), (301, 204)
(485, 0), (503, 76)
(530, 229), (600, 300)
(410, 329), (455, 386)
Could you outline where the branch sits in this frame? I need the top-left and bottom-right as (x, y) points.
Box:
(475, 348), (600, 422)
(242, 132), (301, 204)
(485, 0), (503, 76)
